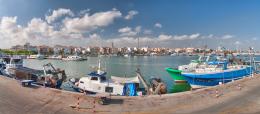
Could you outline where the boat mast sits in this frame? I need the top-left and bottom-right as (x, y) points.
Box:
(137, 32), (140, 55)
(249, 47), (255, 77)
(97, 59), (101, 74)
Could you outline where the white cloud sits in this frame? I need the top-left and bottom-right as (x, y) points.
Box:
(0, 9), (122, 48)
(45, 8), (74, 23)
(118, 26), (131, 33)
(27, 18), (54, 35)
(189, 33), (200, 39)
(135, 26), (141, 33)
(234, 41), (241, 45)
(125, 10), (138, 20)
(0, 16), (25, 46)
(157, 33), (200, 41)
(118, 26), (141, 36)
(143, 29), (152, 34)
(221, 34), (233, 39)
(63, 9), (122, 33)
(79, 9), (91, 16)
(106, 33), (204, 47)
(252, 37), (258, 41)
(154, 23), (162, 28)
(158, 34), (172, 41)
(0, 9), (242, 49)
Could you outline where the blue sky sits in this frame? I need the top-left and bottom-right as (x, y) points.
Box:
(0, 0), (259, 50)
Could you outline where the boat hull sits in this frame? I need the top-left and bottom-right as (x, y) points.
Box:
(182, 66), (252, 88)
(165, 68), (186, 81)
(165, 68), (191, 93)
(169, 82), (191, 93)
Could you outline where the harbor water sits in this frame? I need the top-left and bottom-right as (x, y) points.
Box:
(23, 55), (260, 92)
(24, 56), (198, 91)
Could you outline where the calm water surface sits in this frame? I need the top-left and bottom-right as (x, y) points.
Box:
(24, 56), (198, 89)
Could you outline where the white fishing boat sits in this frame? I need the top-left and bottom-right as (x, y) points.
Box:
(124, 54), (129, 57)
(0, 59), (5, 75)
(47, 55), (62, 60)
(75, 59), (140, 95)
(150, 52), (157, 56)
(36, 54), (45, 60)
(62, 55), (85, 61)
(27, 55), (37, 59)
(1, 56), (23, 76)
(28, 54), (45, 60)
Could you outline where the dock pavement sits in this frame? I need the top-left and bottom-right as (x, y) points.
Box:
(1, 74), (260, 114)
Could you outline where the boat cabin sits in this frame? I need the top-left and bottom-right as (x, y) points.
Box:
(87, 71), (107, 82)
(2, 56), (23, 69)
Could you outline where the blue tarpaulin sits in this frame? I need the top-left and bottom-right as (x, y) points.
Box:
(123, 83), (137, 96)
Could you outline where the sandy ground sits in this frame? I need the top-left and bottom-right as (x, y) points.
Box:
(1, 75), (260, 114)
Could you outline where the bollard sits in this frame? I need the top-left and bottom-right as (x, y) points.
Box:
(215, 89), (219, 98)
(238, 84), (242, 90)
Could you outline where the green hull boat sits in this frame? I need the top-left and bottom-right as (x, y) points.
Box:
(165, 68), (186, 82)
(165, 67), (191, 93)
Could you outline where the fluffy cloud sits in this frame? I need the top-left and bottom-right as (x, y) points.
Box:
(118, 26), (141, 36)
(0, 8), (239, 49)
(0, 9), (122, 48)
(154, 23), (162, 28)
(158, 33), (200, 41)
(125, 10), (138, 20)
(0, 17), (22, 34)
(105, 33), (238, 48)
(106, 33), (199, 47)
(63, 9), (122, 33)
(118, 26), (131, 33)
(0, 16), (25, 46)
(45, 8), (74, 23)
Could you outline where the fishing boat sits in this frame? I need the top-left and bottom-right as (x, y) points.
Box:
(36, 54), (45, 60)
(75, 59), (140, 96)
(166, 55), (253, 89)
(0, 60), (5, 75)
(1, 56), (24, 76)
(166, 55), (207, 83)
(28, 54), (45, 60)
(0, 56), (43, 82)
(40, 63), (67, 88)
(62, 55), (86, 61)
(47, 55), (62, 60)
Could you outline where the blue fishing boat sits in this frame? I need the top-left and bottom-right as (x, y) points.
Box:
(167, 55), (253, 88)
(182, 62), (252, 88)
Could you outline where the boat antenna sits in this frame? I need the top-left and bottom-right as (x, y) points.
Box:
(249, 47), (255, 77)
(97, 59), (101, 74)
